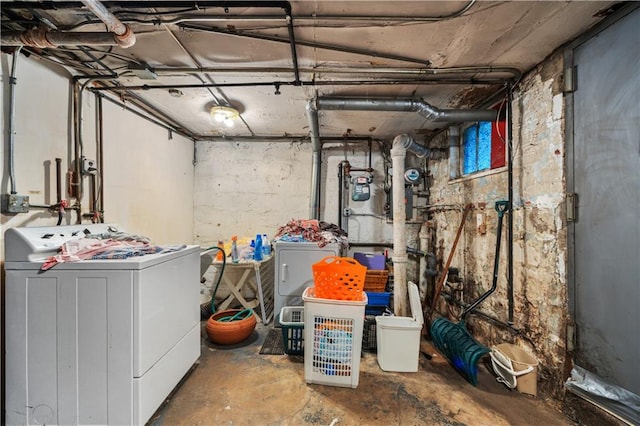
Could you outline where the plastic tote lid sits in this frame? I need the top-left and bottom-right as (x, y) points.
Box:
(408, 281), (424, 325)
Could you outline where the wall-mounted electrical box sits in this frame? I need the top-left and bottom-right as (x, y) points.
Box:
(2, 194), (30, 213)
(82, 157), (98, 175)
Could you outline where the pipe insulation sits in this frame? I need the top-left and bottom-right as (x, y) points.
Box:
(1, 30), (131, 48)
(391, 139), (409, 316)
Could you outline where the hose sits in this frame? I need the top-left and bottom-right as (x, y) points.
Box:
(216, 308), (254, 322)
(199, 246), (226, 320)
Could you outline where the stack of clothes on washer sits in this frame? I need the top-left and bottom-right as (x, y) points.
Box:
(274, 219), (348, 250)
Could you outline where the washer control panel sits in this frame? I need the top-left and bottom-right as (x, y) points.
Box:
(4, 224), (118, 262)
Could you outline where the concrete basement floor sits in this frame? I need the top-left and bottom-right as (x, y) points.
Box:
(149, 322), (623, 426)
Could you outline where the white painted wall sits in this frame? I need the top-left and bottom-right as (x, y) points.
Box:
(0, 54), (195, 250)
(101, 101), (194, 245)
(1, 55), (79, 232)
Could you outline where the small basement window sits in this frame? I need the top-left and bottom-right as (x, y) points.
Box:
(452, 104), (506, 180)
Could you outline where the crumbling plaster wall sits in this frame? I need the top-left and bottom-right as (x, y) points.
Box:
(426, 51), (569, 396)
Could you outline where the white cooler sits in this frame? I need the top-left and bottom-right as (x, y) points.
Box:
(375, 281), (423, 372)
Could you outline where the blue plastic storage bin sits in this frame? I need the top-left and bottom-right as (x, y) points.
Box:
(365, 291), (392, 315)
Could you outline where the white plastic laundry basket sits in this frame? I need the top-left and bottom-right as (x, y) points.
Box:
(302, 287), (367, 388)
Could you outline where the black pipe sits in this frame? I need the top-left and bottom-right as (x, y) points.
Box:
(285, 12), (301, 85)
(338, 161), (345, 230)
(96, 93), (104, 222)
(77, 46), (117, 75)
(4, 0), (474, 22)
(55, 158), (62, 203)
(461, 201), (507, 319)
(506, 83), (514, 325)
(92, 81), (285, 91)
(55, 157), (64, 226)
(90, 77), (505, 93)
(349, 242), (393, 248)
(98, 92), (195, 141)
(321, 136), (373, 143)
(88, 174), (96, 213)
(348, 242), (430, 257)
(441, 291), (520, 333)
(72, 82), (82, 218)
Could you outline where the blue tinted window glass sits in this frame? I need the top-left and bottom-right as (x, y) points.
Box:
(477, 121), (492, 171)
(463, 125), (478, 174)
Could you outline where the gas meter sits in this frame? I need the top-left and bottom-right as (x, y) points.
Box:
(351, 175), (373, 201)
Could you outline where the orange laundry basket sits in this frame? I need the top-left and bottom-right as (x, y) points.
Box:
(312, 256), (366, 300)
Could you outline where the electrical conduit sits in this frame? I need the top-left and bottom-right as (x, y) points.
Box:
(7, 46), (22, 195)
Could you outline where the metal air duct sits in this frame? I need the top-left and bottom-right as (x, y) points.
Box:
(316, 97), (498, 123)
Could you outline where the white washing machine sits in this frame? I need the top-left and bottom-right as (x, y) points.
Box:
(273, 241), (341, 319)
(4, 224), (201, 426)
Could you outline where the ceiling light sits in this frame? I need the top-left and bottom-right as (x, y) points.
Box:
(210, 105), (239, 126)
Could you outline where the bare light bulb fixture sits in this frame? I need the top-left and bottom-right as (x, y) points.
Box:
(210, 105), (239, 127)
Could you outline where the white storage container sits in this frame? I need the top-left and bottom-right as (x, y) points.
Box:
(375, 281), (423, 372)
(302, 287), (367, 388)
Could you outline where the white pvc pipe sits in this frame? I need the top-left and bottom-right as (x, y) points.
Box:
(391, 136), (408, 316)
(81, 0), (136, 47)
(418, 221), (430, 302)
